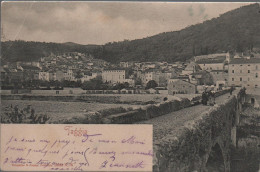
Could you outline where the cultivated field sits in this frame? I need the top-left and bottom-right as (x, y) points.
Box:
(1, 92), (200, 124)
(1, 100), (142, 122)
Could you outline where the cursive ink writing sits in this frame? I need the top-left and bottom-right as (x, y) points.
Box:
(1, 125), (152, 171)
(82, 133), (102, 142)
(121, 150), (153, 157)
(10, 157), (32, 164)
(5, 146), (26, 153)
(122, 136), (145, 145)
(51, 139), (70, 149)
(6, 136), (13, 145)
(83, 148), (90, 166)
(100, 160), (145, 169)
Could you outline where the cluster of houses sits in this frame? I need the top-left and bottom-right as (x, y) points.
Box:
(1, 52), (108, 84)
(168, 52), (260, 94)
(1, 51), (260, 94)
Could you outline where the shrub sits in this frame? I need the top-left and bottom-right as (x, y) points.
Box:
(98, 107), (127, 117)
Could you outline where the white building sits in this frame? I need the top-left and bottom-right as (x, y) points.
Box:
(197, 56), (226, 71)
(194, 53), (229, 62)
(64, 69), (75, 81)
(49, 72), (57, 81)
(102, 69), (126, 84)
(81, 72), (99, 82)
(39, 72), (50, 81)
(182, 61), (201, 75)
(102, 69), (134, 86)
(228, 58), (260, 88)
(119, 62), (131, 68)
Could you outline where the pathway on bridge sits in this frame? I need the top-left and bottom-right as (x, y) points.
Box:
(137, 90), (239, 142)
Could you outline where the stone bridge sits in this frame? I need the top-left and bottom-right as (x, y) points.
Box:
(138, 89), (246, 172)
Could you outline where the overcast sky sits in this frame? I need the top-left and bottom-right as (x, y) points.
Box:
(1, 2), (252, 45)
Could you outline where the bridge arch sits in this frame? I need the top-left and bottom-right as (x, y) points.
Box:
(204, 143), (225, 172)
(230, 109), (238, 147)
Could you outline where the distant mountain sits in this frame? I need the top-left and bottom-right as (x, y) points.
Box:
(1, 3), (260, 63)
(1, 40), (98, 63)
(93, 3), (260, 63)
(63, 42), (81, 46)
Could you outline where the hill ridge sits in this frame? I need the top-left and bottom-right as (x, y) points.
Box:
(1, 3), (259, 63)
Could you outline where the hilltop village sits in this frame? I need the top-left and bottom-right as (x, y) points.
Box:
(1, 51), (260, 94)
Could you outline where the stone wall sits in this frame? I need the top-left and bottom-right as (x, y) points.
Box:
(153, 89), (245, 172)
(1, 94), (121, 103)
(102, 89), (230, 124)
(102, 98), (191, 124)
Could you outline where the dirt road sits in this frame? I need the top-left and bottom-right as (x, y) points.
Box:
(137, 90), (239, 141)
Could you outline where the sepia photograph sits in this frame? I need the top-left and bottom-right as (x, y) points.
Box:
(1, 1), (260, 171)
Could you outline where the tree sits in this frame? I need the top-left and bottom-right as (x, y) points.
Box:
(113, 83), (126, 90)
(123, 82), (129, 88)
(135, 78), (142, 85)
(145, 80), (158, 89)
(75, 71), (83, 80)
(159, 76), (168, 87)
(81, 76), (103, 90)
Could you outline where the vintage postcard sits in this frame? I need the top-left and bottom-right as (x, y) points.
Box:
(1, 1), (259, 172)
(1, 124), (153, 171)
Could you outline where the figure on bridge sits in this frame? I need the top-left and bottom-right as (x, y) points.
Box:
(230, 86), (234, 95)
(208, 90), (216, 106)
(202, 91), (208, 105)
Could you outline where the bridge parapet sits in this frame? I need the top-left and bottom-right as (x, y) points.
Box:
(153, 89), (246, 172)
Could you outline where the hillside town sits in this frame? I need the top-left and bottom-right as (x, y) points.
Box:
(1, 2), (260, 172)
(1, 51), (260, 94)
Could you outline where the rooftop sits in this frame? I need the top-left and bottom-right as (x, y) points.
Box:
(103, 67), (125, 71)
(192, 70), (210, 75)
(171, 75), (189, 79)
(169, 79), (197, 85)
(196, 56), (226, 64)
(229, 58), (260, 64)
(21, 65), (40, 71)
(184, 61), (201, 71)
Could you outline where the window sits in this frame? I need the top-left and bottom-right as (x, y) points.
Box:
(232, 70), (234, 73)
(256, 73), (258, 78)
(240, 78), (242, 81)
(240, 65), (243, 66)
(232, 78), (234, 81)
(256, 65), (258, 70)
(248, 70), (250, 73)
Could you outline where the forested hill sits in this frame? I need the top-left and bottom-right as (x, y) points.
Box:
(1, 41), (99, 63)
(94, 3), (260, 63)
(1, 3), (260, 63)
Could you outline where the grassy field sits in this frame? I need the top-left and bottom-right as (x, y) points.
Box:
(1, 100), (142, 122)
(1, 92), (200, 124)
